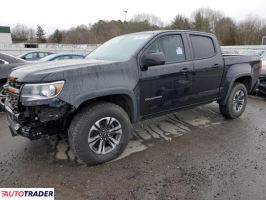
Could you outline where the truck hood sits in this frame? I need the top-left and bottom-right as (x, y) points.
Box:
(9, 59), (117, 82)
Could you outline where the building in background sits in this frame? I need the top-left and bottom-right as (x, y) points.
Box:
(0, 26), (12, 44)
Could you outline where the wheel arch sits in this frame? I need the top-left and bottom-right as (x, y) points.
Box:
(220, 74), (252, 105)
(67, 91), (138, 126)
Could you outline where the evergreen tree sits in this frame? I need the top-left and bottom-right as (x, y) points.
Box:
(36, 26), (46, 43)
(171, 15), (191, 30)
(50, 29), (63, 43)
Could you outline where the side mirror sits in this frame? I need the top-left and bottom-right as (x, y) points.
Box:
(141, 52), (166, 69)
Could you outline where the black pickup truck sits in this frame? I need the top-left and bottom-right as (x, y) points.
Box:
(4, 30), (261, 164)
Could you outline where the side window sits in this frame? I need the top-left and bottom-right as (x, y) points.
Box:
(54, 56), (71, 61)
(25, 52), (38, 60)
(190, 35), (215, 59)
(145, 35), (186, 64)
(39, 52), (47, 58)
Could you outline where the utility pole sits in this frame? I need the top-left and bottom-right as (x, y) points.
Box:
(123, 10), (128, 22)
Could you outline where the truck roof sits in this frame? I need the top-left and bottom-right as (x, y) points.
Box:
(132, 30), (215, 37)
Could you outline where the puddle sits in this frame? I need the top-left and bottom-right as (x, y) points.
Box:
(48, 103), (223, 163)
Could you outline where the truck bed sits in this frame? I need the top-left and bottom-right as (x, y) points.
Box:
(223, 54), (260, 66)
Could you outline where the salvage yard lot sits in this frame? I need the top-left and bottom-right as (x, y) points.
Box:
(0, 96), (266, 200)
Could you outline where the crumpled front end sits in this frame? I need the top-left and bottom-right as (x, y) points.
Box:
(4, 79), (72, 140)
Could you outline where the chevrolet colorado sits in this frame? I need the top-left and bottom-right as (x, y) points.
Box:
(4, 30), (261, 164)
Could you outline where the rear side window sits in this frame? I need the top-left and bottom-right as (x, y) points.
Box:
(39, 52), (48, 58)
(190, 35), (215, 59)
(145, 35), (186, 64)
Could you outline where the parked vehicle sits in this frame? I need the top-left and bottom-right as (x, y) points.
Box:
(232, 49), (266, 94)
(18, 51), (54, 61)
(0, 53), (27, 110)
(39, 53), (85, 62)
(258, 51), (266, 94)
(4, 30), (261, 165)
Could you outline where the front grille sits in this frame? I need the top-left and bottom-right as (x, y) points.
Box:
(6, 92), (19, 109)
(5, 80), (23, 110)
(8, 80), (22, 90)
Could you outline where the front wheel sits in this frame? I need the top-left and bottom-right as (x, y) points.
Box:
(219, 83), (248, 119)
(68, 102), (131, 165)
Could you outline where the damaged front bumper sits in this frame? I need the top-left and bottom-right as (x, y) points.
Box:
(5, 87), (72, 140)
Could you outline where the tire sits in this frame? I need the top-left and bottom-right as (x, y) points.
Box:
(0, 84), (5, 112)
(68, 102), (131, 165)
(219, 83), (248, 119)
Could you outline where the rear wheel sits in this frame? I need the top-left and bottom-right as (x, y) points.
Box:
(219, 83), (247, 119)
(68, 102), (131, 165)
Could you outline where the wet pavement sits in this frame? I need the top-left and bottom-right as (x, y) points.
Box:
(0, 96), (266, 200)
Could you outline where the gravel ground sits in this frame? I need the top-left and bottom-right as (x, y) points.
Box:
(0, 96), (265, 200)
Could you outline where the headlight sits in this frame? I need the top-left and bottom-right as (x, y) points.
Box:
(21, 81), (64, 101)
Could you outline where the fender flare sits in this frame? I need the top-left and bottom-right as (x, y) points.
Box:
(221, 73), (252, 105)
(70, 88), (139, 122)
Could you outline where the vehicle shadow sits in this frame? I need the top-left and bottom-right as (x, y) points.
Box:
(45, 102), (225, 164)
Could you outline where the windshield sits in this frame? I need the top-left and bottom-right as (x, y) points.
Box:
(86, 33), (153, 61)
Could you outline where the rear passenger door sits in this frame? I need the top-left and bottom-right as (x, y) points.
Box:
(189, 34), (224, 103)
(139, 33), (194, 116)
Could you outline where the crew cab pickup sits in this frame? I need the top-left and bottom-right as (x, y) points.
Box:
(4, 30), (261, 165)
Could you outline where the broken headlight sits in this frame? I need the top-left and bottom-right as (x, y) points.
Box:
(21, 81), (64, 101)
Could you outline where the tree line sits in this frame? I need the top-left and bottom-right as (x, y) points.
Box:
(11, 8), (266, 45)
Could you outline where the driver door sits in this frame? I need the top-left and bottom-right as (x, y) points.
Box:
(139, 34), (194, 117)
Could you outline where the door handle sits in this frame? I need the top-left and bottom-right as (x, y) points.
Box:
(212, 64), (220, 68)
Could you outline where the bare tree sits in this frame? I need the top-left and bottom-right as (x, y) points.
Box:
(215, 17), (237, 45)
(11, 8), (266, 46)
(28, 28), (36, 43)
(236, 15), (264, 45)
(131, 13), (164, 27)
(191, 8), (223, 32)
(11, 24), (30, 43)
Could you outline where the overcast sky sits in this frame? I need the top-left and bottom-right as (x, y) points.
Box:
(1, 0), (266, 34)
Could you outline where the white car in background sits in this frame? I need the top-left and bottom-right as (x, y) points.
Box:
(233, 49), (266, 94)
